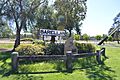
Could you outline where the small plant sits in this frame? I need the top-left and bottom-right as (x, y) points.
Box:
(74, 34), (80, 41)
(45, 43), (64, 55)
(15, 44), (45, 55)
(74, 42), (96, 53)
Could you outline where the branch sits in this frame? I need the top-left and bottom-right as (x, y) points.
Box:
(29, 0), (46, 13)
(0, 0), (10, 16)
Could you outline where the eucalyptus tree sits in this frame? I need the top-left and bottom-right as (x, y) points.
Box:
(108, 12), (120, 44)
(0, 0), (48, 50)
(54, 0), (87, 37)
(0, 22), (13, 38)
(33, 5), (57, 39)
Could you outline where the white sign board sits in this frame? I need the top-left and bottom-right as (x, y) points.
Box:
(40, 29), (65, 36)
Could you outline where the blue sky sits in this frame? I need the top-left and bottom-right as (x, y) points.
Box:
(82, 0), (120, 36)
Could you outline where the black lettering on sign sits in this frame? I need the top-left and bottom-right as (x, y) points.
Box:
(40, 29), (65, 36)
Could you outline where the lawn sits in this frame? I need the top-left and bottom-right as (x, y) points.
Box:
(0, 43), (120, 80)
(0, 43), (14, 49)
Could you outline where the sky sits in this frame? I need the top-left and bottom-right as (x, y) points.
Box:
(82, 0), (120, 36)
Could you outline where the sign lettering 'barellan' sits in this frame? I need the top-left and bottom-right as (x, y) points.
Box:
(40, 29), (65, 36)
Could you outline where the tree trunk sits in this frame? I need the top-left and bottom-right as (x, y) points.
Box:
(50, 36), (56, 43)
(69, 30), (72, 37)
(36, 29), (40, 39)
(12, 29), (21, 51)
(117, 40), (120, 44)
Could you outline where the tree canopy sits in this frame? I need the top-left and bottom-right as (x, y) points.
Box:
(54, 0), (87, 37)
(0, 0), (87, 49)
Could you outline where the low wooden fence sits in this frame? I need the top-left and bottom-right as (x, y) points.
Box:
(11, 48), (106, 72)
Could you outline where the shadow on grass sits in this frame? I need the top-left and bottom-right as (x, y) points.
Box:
(73, 56), (116, 80)
(17, 60), (68, 74)
(0, 52), (117, 80)
(0, 51), (44, 80)
(85, 64), (116, 80)
(0, 51), (13, 76)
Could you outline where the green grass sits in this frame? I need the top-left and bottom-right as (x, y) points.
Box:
(0, 43), (14, 49)
(0, 43), (120, 80)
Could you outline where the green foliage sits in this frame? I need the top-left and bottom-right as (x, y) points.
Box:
(74, 34), (80, 41)
(1, 44), (120, 80)
(45, 43), (64, 55)
(108, 36), (113, 41)
(54, 0), (87, 37)
(74, 42), (96, 53)
(32, 40), (44, 45)
(20, 38), (33, 42)
(95, 35), (102, 40)
(0, 43), (13, 49)
(0, 23), (13, 38)
(82, 34), (89, 41)
(15, 44), (44, 55)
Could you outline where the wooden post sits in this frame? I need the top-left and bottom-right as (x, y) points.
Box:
(11, 52), (19, 72)
(66, 51), (73, 73)
(96, 50), (101, 64)
(101, 48), (107, 58)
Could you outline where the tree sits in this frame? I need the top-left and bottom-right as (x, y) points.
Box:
(95, 35), (102, 40)
(54, 0), (87, 37)
(75, 22), (82, 35)
(82, 33), (89, 41)
(0, 22), (13, 38)
(108, 36), (113, 42)
(108, 12), (120, 44)
(33, 5), (58, 43)
(0, 0), (48, 51)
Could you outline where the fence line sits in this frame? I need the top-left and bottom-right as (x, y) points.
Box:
(11, 48), (106, 73)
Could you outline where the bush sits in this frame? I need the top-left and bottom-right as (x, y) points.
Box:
(95, 35), (102, 40)
(45, 43), (64, 55)
(82, 34), (89, 41)
(20, 38), (33, 42)
(15, 44), (44, 55)
(32, 40), (44, 45)
(74, 34), (80, 41)
(74, 42), (96, 53)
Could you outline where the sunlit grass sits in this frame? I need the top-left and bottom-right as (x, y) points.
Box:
(0, 43), (120, 80)
(0, 43), (14, 49)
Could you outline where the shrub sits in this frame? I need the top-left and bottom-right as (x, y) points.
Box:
(74, 34), (80, 41)
(74, 42), (96, 53)
(108, 36), (113, 41)
(95, 35), (102, 40)
(82, 34), (89, 41)
(45, 43), (64, 55)
(20, 38), (33, 42)
(15, 44), (44, 55)
(32, 40), (44, 45)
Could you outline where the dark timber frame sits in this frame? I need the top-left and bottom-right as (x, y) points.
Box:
(11, 48), (106, 73)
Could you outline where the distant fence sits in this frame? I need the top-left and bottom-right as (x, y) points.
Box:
(11, 48), (106, 73)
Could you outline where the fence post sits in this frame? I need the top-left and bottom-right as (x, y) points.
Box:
(66, 51), (73, 73)
(101, 48), (107, 58)
(11, 52), (19, 72)
(96, 50), (101, 64)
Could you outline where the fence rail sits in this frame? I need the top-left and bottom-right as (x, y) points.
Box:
(18, 55), (66, 61)
(11, 48), (106, 73)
